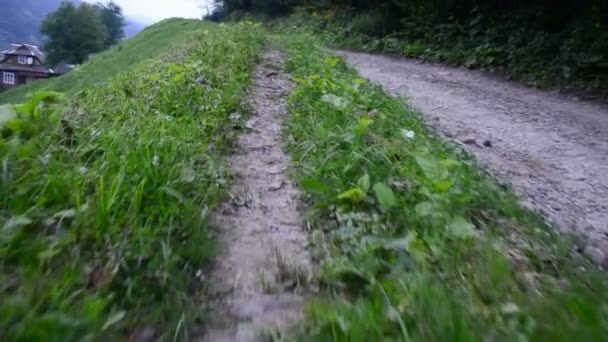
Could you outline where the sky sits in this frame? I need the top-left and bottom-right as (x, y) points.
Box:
(84, 0), (213, 24)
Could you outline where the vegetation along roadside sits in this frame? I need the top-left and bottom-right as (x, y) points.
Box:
(277, 33), (608, 340)
(0, 20), (265, 340)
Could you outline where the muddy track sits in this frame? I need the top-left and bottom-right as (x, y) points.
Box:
(340, 51), (608, 264)
(201, 50), (311, 341)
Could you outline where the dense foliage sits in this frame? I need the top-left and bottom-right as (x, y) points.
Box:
(278, 33), (608, 340)
(212, 0), (608, 89)
(41, 1), (126, 64)
(0, 19), (265, 340)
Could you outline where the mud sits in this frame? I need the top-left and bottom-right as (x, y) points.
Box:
(201, 50), (311, 341)
(341, 51), (608, 259)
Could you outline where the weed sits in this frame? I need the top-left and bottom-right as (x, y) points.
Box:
(278, 33), (608, 340)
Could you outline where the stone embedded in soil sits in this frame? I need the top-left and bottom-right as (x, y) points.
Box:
(583, 245), (608, 268)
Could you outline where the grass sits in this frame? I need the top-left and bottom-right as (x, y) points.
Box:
(277, 32), (608, 340)
(0, 19), (209, 105)
(0, 20), (265, 340)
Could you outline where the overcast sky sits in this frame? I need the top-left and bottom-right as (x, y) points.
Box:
(85, 0), (212, 23)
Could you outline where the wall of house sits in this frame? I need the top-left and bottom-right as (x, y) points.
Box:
(3, 55), (42, 66)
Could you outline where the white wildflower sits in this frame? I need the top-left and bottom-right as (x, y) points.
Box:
(401, 129), (415, 140)
(152, 155), (160, 167)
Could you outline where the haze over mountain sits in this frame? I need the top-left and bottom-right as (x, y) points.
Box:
(0, 0), (147, 49)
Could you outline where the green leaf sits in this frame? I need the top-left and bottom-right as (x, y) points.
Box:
(162, 186), (185, 203)
(3, 216), (32, 231)
(414, 154), (449, 182)
(354, 117), (374, 136)
(440, 159), (461, 169)
(373, 183), (396, 209)
(433, 180), (453, 192)
(338, 187), (366, 203)
(357, 174), (371, 192)
(321, 94), (349, 109)
(102, 311), (126, 330)
(448, 216), (477, 239)
(301, 178), (327, 194)
(0, 105), (16, 126)
(15, 91), (63, 116)
(415, 201), (433, 217)
(53, 208), (77, 219)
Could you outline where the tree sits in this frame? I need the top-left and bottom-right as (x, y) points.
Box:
(41, 2), (108, 64)
(98, 1), (125, 46)
(41, 1), (126, 65)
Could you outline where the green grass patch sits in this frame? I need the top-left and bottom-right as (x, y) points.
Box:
(0, 19), (210, 105)
(278, 33), (608, 340)
(0, 21), (265, 340)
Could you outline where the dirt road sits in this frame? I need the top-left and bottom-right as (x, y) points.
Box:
(341, 51), (608, 258)
(202, 50), (311, 341)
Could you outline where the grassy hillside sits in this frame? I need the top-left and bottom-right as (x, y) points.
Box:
(0, 18), (206, 105)
(278, 33), (608, 340)
(0, 20), (265, 340)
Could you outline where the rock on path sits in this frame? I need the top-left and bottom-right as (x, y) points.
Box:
(340, 50), (608, 262)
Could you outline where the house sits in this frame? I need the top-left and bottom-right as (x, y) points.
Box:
(0, 43), (53, 89)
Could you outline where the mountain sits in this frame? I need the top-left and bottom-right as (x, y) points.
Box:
(124, 19), (147, 38)
(0, 0), (71, 48)
(0, 0), (143, 49)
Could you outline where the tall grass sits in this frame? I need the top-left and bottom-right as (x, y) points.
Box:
(0, 21), (265, 340)
(278, 33), (608, 340)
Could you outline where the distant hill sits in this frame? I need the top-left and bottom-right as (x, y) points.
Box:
(125, 19), (147, 38)
(0, 0), (72, 48)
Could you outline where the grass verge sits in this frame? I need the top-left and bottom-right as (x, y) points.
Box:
(0, 19), (210, 105)
(0, 21), (265, 340)
(278, 33), (608, 340)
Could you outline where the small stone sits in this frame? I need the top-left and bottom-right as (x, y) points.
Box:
(462, 137), (478, 146)
(483, 140), (492, 148)
(583, 245), (608, 267)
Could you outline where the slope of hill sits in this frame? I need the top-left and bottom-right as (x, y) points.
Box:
(0, 19), (205, 104)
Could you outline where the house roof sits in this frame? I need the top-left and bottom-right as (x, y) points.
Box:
(2, 44), (46, 63)
(0, 63), (52, 74)
(53, 62), (76, 75)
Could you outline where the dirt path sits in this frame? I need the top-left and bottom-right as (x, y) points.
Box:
(340, 51), (608, 263)
(202, 50), (311, 341)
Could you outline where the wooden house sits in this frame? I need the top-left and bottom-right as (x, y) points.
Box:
(0, 44), (53, 89)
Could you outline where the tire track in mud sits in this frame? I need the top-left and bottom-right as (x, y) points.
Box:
(340, 50), (608, 266)
(201, 50), (312, 341)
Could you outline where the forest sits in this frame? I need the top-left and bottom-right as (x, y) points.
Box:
(209, 0), (608, 89)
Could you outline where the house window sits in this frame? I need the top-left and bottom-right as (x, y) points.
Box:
(18, 56), (27, 64)
(3, 72), (15, 85)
